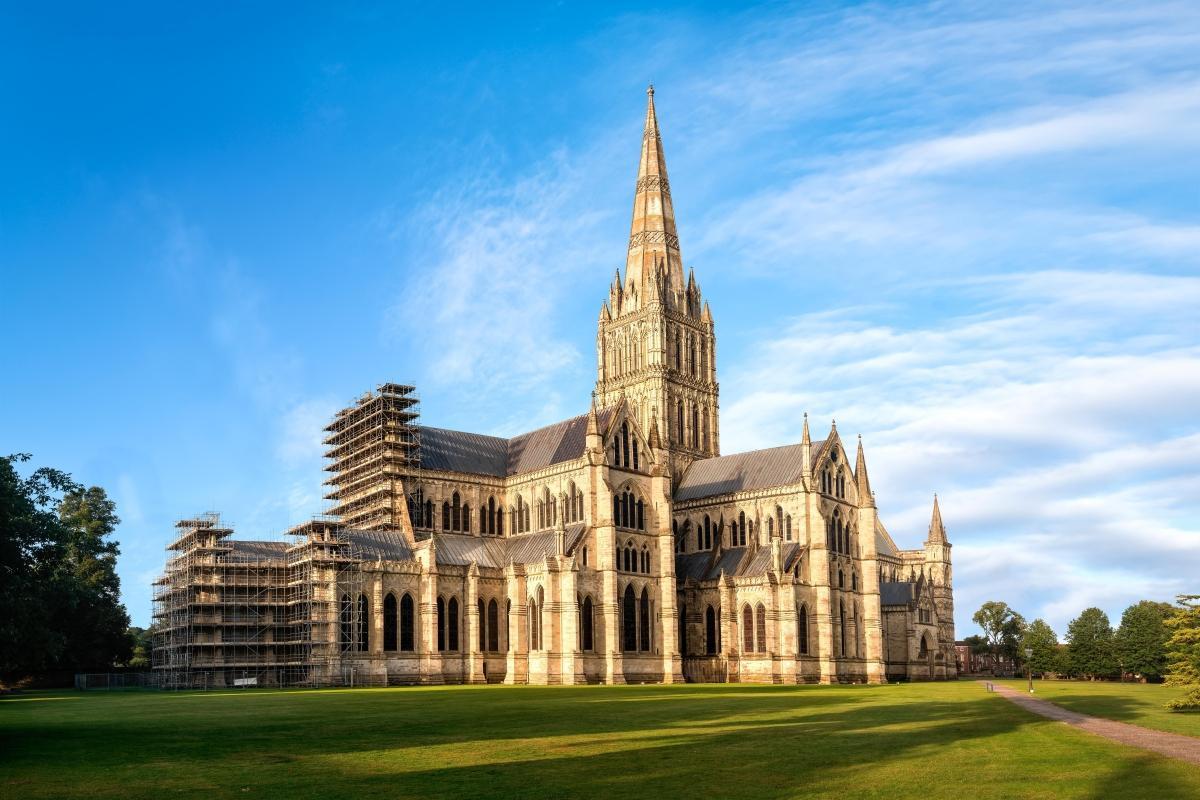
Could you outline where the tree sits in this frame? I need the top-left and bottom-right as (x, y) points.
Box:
(1165, 595), (1200, 711)
(1067, 607), (1117, 679)
(1114, 600), (1173, 682)
(972, 601), (1025, 673)
(0, 454), (131, 683)
(54, 486), (131, 670)
(124, 627), (153, 669)
(1020, 619), (1061, 675)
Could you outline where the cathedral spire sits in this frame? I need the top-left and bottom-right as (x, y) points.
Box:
(626, 85), (683, 291)
(927, 495), (948, 544)
(855, 435), (875, 508)
(801, 413), (812, 478)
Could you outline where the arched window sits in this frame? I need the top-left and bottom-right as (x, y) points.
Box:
(703, 515), (711, 550)
(339, 594), (353, 649)
(786, 514), (792, 542)
(451, 492), (461, 531)
(496, 506), (504, 535)
(463, 505), (470, 533)
(442, 501), (451, 531)
(436, 596), (446, 652)
(622, 585), (637, 651)
(797, 604), (809, 655)
(448, 597), (460, 652)
(528, 598), (539, 651)
(675, 400), (684, 445)
(487, 599), (499, 651)
(637, 499), (645, 530)
(478, 598), (486, 651)
(742, 605), (754, 652)
(549, 495), (556, 526)
(383, 593), (398, 652)
(767, 517), (774, 538)
(357, 594), (369, 652)
(479, 505), (486, 533)
(705, 605), (717, 655)
(488, 496), (496, 534)
(582, 546), (589, 567)
(424, 499), (433, 528)
(738, 511), (747, 546)
(622, 422), (631, 468)
(536, 587), (545, 650)
(839, 602), (847, 657)
(397, 593), (414, 651)
(838, 570), (845, 589)
(581, 596), (594, 651)
(639, 587), (651, 652)
(755, 603), (767, 655)
(632, 439), (640, 470)
(852, 572), (858, 591)
(696, 520), (703, 551)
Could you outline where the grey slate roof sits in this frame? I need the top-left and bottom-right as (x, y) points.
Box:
(674, 440), (826, 502)
(674, 542), (803, 582)
(880, 581), (914, 606)
(342, 528), (414, 561)
(433, 523), (589, 569)
(226, 540), (287, 563)
(419, 409), (616, 479)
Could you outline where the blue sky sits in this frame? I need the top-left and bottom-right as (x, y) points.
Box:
(2, 1), (1197, 636)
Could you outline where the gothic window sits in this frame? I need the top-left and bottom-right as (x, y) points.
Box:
(767, 518), (774, 538)
(919, 633), (930, 658)
(582, 546), (589, 567)
(339, 594), (353, 649)
(622, 584), (637, 651)
(463, 505), (470, 533)
(436, 597), (446, 652)
(738, 511), (747, 547)
(639, 587), (651, 652)
(696, 520), (703, 551)
(797, 604), (809, 655)
(488, 496), (496, 534)
(852, 572), (858, 591)
(424, 499), (433, 528)
(383, 593), (398, 652)
(674, 328), (681, 371)
(528, 598), (539, 651)
(839, 602), (847, 657)
(679, 606), (687, 654)
(523, 499), (530, 532)
(357, 594), (369, 652)
(675, 400), (684, 445)
(705, 605), (718, 655)
(632, 439), (639, 471)
(839, 570), (845, 589)
(637, 499), (644, 530)
(442, 501), (451, 531)
(496, 507), (504, 536)
(582, 596), (594, 651)
(448, 597), (460, 652)
(786, 515), (792, 542)
(755, 603), (767, 654)
(691, 404), (699, 448)
(624, 546), (632, 573)
(641, 546), (649, 573)
(612, 434), (621, 466)
(622, 423), (631, 468)
(689, 335), (697, 375)
(703, 515), (711, 550)
(549, 495), (556, 526)
(451, 492), (461, 531)
(487, 599), (499, 652)
(400, 593), (415, 651)
(478, 599), (487, 652)
(742, 605), (754, 652)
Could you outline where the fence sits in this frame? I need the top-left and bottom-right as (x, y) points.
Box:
(75, 672), (165, 690)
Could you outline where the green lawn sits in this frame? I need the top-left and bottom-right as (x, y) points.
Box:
(996, 678), (1200, 738)
(3, 681), (1200, 799)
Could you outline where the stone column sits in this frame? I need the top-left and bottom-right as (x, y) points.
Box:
(465, 562), (483, 684)
(503, 564), (528, 684)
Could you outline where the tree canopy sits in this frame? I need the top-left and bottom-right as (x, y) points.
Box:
(0, 454), (131, 683)
(1066, 607), (1116, 679)
(1020, 619), (1062, 674)
(972, 601), (1025, 671)
(1165, 595), (1200, 711)
(1114, 600), (1173, 681)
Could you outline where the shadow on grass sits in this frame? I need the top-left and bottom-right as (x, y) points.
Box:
(4, 685), (1199, 799)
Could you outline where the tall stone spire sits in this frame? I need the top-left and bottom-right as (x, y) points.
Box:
(626, 84), (683, 291)
(927, 495), (948, 544)
(855, 435), (875, 508)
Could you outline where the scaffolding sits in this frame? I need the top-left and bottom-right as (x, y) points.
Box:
(322, 383), (421, 531)
(151, 514), (291, 689)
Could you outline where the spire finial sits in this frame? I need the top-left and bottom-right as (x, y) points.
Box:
(927, 494), (947, 544)
(647, 82), (654, 96)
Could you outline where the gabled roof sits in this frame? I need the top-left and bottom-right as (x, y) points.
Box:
(226, 540), (287, 563)
(674, 542), (803, 582)
(419, 408), (616, 479)
(675, 441), (825, 502)
(342, 528), (414, 561)
(431, 523), (589, 568)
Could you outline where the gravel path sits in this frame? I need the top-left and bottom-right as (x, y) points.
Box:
(982, 680), (1200, 766)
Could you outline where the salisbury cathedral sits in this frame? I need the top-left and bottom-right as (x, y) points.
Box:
(153, 88), (956, 688)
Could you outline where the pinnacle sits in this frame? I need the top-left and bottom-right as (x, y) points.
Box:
(927, 494), (947, 544)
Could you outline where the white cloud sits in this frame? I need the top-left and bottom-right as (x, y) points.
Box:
(723, 269), (1200, 633)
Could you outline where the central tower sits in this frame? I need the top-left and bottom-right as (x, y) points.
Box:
(595, 87), (720, 480)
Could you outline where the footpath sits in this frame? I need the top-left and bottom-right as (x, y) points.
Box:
(981, 680), (1200, 766)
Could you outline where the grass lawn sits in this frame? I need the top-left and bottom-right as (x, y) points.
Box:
(4, 681), (1200, 800)
(996, 678), (1200, 738)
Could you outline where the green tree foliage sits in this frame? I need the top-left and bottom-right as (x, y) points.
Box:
(1114, 600), (1173, 681)
(1066, 607), (1117, 679)
(1020, 619), (1061, 674)
(972, 601), (1026, 672)
(125, 626), (153, 669)
(0, 454), (131, 682)
(1165, 595), (1200, 711)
